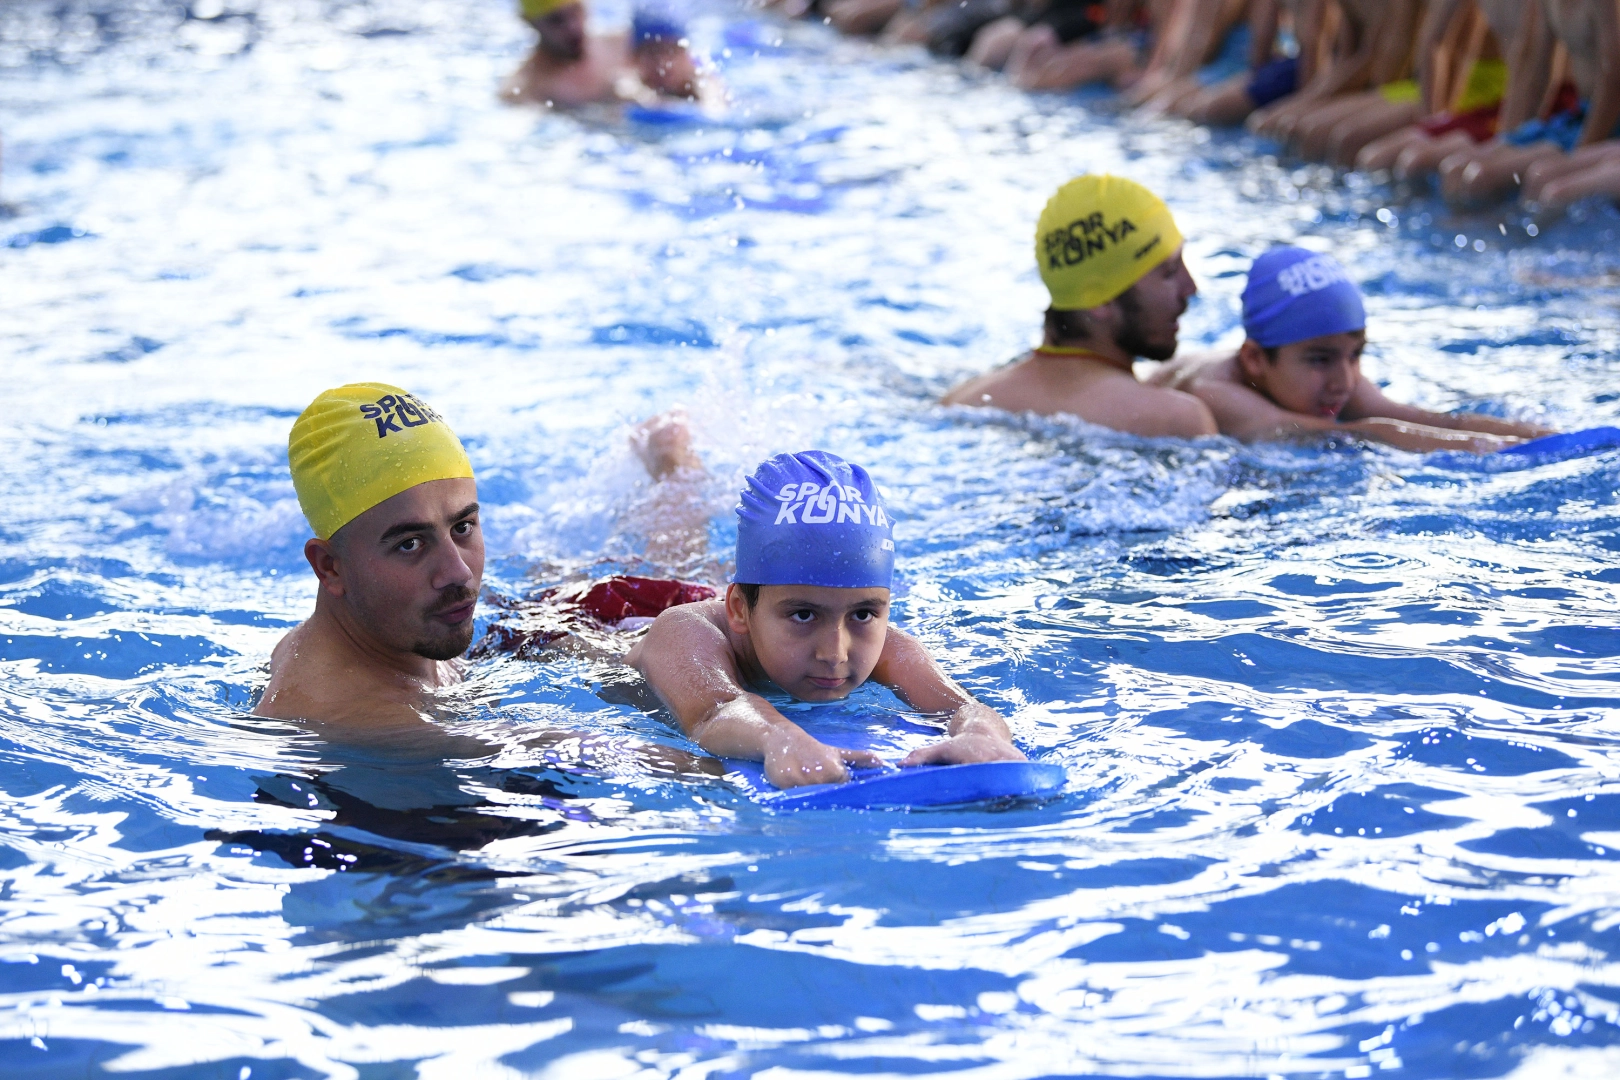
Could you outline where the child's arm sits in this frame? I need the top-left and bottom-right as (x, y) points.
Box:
(868, 629), (1027, 767)
(1341, 378), (1557, 439)
(625, 602), (883, 788)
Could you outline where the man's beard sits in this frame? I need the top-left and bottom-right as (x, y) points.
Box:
(412, 587), (478, 661)
(541, 36), (584, 61)
(1114, 289), (1178, 361)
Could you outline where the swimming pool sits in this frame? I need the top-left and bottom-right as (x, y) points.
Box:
(5, 1), (1620, 1075)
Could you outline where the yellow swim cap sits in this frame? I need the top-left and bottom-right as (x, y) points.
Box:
(1036, 174), (1184, 310)
(289, 383), (475, 541)
(521, 0), (578, 19)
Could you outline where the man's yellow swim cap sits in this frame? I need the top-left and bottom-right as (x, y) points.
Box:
(288, 383), (475, 541)
(1036, 175), (1184, 310)
(520, 0), (578, 19)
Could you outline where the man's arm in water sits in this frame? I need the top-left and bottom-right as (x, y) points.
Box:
(1340, 378), (1557, 439)
(1189, 374), (1524, 452)
(868, 630), (1025, 767)
(625, 602), (883, 788)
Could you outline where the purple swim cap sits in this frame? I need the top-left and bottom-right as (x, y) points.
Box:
(734, 451), (895, 589)
(1242, 246), (1366, 349)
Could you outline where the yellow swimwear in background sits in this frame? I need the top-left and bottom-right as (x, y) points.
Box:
(1454, 58), (1507, 113)
(521, 0), (577, 20)
(289, 383), (475, 541)
(1378, 79), (1421, 105)
(1036, 174), (1184, 311)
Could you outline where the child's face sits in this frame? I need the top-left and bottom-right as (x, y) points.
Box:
(1239, 330), (1366, 419)
(635, 41), (697, 97)
(726, 584), (890, 701)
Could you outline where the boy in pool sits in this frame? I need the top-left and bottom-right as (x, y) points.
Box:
(624, 450), (1025, 789)
(1149, 247), (1556, 450)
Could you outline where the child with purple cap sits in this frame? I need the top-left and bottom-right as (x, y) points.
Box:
(625, 450), (1024, 789)
(1150, 246), (1555, 451)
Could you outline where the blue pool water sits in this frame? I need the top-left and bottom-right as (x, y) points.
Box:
(6, 1), (1620, 1076)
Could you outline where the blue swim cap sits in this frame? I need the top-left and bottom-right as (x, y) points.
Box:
(735, 451), (895, 590)
(631, 8), (685, 45)
(1241, 246), (1366, 349)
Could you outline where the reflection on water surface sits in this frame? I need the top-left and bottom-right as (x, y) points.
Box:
(4, 0), (1620, 1076)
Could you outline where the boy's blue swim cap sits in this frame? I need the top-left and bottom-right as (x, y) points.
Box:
(1242, 246), (1366, 348)
(735, 451), (895, 590)
(631, 8), (685, 45)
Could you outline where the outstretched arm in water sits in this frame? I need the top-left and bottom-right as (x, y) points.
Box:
(870, 631), (1026, 767)
(626, 602), (885, 788)
(1340, 379), (1555, 440)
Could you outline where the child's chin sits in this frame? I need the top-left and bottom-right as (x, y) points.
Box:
(794, 681), (854, 702)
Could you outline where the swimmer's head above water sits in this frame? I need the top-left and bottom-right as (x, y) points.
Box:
(521, 0), (587, 60)
(1238, 246), (1368, 419)
(289, 383), (482, 662)
(1036, 174), (1196, 361)
(727, 451), (895, 702)
(630, 8), (698, 99)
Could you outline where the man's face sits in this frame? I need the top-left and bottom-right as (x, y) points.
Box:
(725, 584), (890, 702)
(1113, 247), (1197, 361)
(1240, 330), (1366, 418)
(535, 3), (587, 60)
(321, 478), (483, 662)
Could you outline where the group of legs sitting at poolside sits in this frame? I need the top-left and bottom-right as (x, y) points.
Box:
(785, 0), (1620, 214)
(255, 172), (1556, 781)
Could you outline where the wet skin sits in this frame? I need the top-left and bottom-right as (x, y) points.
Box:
(1238, 330), (1366, 419)
(626, 585), (1024, 788)
(726, 584), (889, 703)
(257, 477), (483, 727)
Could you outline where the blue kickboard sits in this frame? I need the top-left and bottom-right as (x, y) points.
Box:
(1499, 426), (1620, 459)
(729, 760), (1067, 811)
(624, 105), (703, 127)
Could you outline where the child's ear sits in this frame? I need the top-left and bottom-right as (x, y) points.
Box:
(1236, 338), (1271, 386)
(723, 584), (753, 635)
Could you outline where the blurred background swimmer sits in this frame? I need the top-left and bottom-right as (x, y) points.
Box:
(942, 174), (1217, 437)
(502, 0), (714, 107)
(1150, 247), (1557, 451)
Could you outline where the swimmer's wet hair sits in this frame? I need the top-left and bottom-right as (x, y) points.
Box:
(1044, 307), (1094, 345)
(736, 583), (760, 608)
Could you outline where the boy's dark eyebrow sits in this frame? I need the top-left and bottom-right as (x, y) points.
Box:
(775, 598), (831, 613)
(378, 503), (480, 544)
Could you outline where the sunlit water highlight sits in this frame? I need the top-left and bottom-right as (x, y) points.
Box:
(4, 1), (1620, 1076)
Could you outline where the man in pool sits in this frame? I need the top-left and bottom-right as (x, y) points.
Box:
(624, 451), (1025, 789)
(1149, 246), (1556, 450)
(256, 383), (483, 726)
(502, 0), (703, 107)
(941, 174), (1218, 438)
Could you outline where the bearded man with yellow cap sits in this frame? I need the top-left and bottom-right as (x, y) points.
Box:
(255, 385), (483, 726)
(943, 175), (1218, 438)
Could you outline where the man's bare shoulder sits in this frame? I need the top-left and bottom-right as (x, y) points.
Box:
(255, 621), (451, 725)
(940, 353), (1033, 408)
(943, 353), (1216, 437)
(1147, 349), (1239, 391)
(502, 37), (629, 107)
